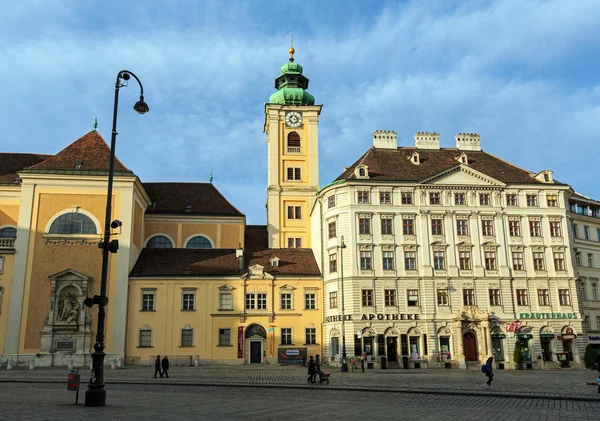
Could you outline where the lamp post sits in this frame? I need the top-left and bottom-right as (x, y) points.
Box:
(340, 236), (348, 372)
(85, 70), (149, 407)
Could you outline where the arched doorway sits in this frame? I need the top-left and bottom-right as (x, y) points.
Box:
(245, 324), (266, 364)
(462, 332), (478, 361)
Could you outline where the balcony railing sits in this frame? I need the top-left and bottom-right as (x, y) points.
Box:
(0, 238), (16, 249)
(287, 146), (301, 154)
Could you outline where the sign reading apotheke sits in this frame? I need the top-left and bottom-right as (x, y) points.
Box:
(519, 312), (578, 320)
(361, 313), (421, 321)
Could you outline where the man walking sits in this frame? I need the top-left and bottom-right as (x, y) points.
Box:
(483, 357), (494, 387)
(154, 355), (163, 378)
(161, 355), (170, 378)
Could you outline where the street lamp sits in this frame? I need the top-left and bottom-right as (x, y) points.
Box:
(85, 70), (148, 407)
(340, 236), (348, 372)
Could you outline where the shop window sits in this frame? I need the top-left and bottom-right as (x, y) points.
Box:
(331, 337), (340, 357)
(440, 337), (451, 360)
(409, 337), (420, 360)
(491, 337), (504, 361)
(218, 328), (231, 346)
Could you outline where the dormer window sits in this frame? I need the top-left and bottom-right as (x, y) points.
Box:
(409, 152), (420, 165)
(456, 153), (468, 165)
(185, 205), (192, 213)
(355, 165), (369, 179)
(74, 160), (83, 170)
(270, 257), (280, 267)
(534, 170), (554, 183)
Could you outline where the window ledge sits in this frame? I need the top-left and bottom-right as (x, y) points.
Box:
(303, 344), (320, 346)
(181, 309), (196, 312)
(218, 308), (234, 311)
(280, 344), (295, 346)
(217, 345), (234, 347)
(140, 309), (156, 312)
(137, 346), (154, 348)
(179, 346), (194, 348)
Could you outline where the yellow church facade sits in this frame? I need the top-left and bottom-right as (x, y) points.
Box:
(0, 47), (324, 367)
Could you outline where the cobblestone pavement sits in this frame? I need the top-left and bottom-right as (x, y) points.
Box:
(1, 365), (599, 400)
(1, 382), (599, 421)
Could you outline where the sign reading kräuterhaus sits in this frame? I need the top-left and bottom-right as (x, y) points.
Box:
(519, 312), (578, 320)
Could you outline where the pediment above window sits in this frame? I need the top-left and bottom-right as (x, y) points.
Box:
(280, 284), (296, 291)
(48, 268), (91, 282)
(219, 285), (234, 291)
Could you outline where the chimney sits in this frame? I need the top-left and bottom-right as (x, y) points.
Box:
(414, 132), (440, 150)
(236, 249), (244, 272)
(372, 130), (397, 149)
(455, 133), (481, 151)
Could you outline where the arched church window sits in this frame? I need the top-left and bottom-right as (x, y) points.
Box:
(287, 132), (301, 148)
(49, 213), (97, 235)
(0, 227), (16, 238)
(146, 235), (173, 248)
(186, 235), (213, 249)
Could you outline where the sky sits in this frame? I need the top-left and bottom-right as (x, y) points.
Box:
(1, 0), (599, 224)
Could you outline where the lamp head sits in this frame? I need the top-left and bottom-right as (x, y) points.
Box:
(133, 95), (149, 115)
(110, 220), (122, 229)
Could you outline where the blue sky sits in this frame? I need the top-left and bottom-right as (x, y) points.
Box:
(1, 0), (599, 223)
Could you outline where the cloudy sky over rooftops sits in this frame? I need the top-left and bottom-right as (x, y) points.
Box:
(1, 0), (599, 222)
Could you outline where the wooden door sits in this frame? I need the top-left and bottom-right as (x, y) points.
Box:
(463, 332), (478, 361)
(250, 341), (261, 364)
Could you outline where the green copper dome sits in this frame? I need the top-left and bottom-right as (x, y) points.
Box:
(268, 48), (315, 106)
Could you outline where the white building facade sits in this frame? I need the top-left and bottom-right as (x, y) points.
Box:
(313, 131), (583, 369)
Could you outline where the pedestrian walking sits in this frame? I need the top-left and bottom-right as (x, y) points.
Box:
(154, 355), (163, 378)
(161, 355), (170, 378)
(307, 356), (316, 383)
(314, 354), (321, 383)
(360, 352), (367, 372)
(350, 357), (356, 371)
(483, 357), (494, 387)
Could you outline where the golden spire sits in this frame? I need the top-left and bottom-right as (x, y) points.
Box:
(289, 33), (295, 62)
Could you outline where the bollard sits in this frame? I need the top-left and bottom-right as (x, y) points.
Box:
(111, 360), (116, 370)
(7, 360), (13, 370)
(29, 359), (35, 370)
(68, 359), (74, 370)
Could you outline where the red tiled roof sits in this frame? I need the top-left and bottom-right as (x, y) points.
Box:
(130, 249), (241, 277)
(248, 248), (321, 276)
(0, 153), (52, 184)
(23, 131), (132, 174)
(244, 225), (268, 252)
(143, 182), (244, 217)
(335, 147), (561, 185)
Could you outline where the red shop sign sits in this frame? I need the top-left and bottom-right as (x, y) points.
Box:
(238, 326), (244, 358)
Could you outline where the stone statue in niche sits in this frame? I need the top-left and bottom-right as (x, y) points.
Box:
(57, 292), (80, 323)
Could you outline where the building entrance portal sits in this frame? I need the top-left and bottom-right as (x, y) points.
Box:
(386, 337), (398, 362)
(250, 341), (262, 364)
(463, 332), (478, 361)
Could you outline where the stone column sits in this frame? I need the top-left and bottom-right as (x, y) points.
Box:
(456, 320), (466, 369)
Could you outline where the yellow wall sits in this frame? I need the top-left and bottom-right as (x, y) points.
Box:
(144, 220), (244, 249)
(0, 205), (19, 226)
(126, 274), (323, 364)
(0, 254), (14, 354)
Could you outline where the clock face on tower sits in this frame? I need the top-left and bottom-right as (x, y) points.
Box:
(285, 112), (303, 128)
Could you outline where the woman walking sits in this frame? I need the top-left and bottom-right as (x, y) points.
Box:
(307, 356), (316, 384)
(484, 357), (494, 387)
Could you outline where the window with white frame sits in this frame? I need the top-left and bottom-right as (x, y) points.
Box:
(327, 195), (335, 208)
(459, 251), (471, 270)
(245, 293), (267, 310)
(360, 251), (372, 270)
(407, 289), (419, 306)
(516, 289), (528, 306)
(362, 289), (373, 306)
(287, 238), (302, 248)
(482, 220), (494, 236)
(547, 195), (558, 207)
(485, 251), (497, 270)
(329, 253), (337, 273)
(509, 220), (521, 236)
(533, 252), (545, 270)
(550, 221), (562, 237)
(457, 219), (468, 236)
(512, 252), (524, 270)
(433, 251), (445, 270)
(382, 251), (394, 270)
(401, 192), (413, 204)
(529, 221), (542, 237)
(429, 192), (441, 205)
(403, 219), (414, 235)
(141, 291), (155, 311)
(328, 221), (336, 238)
(506, 194), (518, 206)
(384, 289), (396, 306)
(554, 252), (565, 271)
(219, 290), (232, 310)
(181, 328), (194, 347)
(381, 218), (393, 235)
(329, 291), (338, 309)
(526, 194), (538, 207)
(218, 328), (231, 346)
(305, 293), (316, 310)
(558, 289), (571, 306)
(479, 193), (490, 206)
(455, 193), (466, 205)
(305, 328), (316, 345)
(281, 328), (293, 345)
(287, 206), (302, 220)
(538, 289), (550, 306)
(380, 191), (391, 204)
(359, 217), (371, 235)
(281, 293), (292, 310)
(463, 289), (475, 306)
(489, 289), (501, 306)
(286, 167), (302, 181)
(431, 218), (443, 235)
(437, 289), (449, 306)
(404, 251), (416, 270)
(357, 191), (370, 204)
(182, 291), (195, 311)
(138, 329), (152, 347)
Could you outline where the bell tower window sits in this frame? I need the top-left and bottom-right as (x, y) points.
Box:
(287, 132), (301, 153)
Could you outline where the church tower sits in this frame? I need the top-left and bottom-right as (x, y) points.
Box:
(264, 45), (321, 248)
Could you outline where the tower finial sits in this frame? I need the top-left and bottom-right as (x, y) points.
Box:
(93, 115), (98, 131)
(209, 170), (213, 184)
(288, 33), (295, 62)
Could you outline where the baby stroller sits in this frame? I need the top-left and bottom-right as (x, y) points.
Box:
(315, 366), (330, 384)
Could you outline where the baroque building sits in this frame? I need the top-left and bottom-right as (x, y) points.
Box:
(313, 131), (584, 369)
